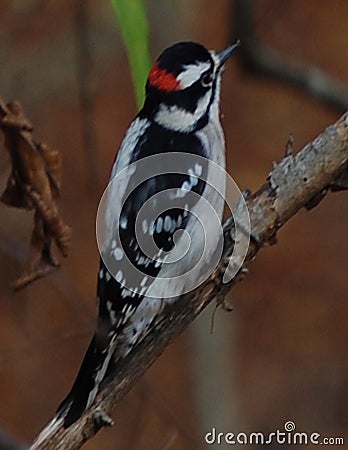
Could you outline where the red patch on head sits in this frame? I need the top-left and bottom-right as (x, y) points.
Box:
(148, 62), (181, 92)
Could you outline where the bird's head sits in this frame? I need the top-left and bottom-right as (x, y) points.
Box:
(142, 41), (239, 133)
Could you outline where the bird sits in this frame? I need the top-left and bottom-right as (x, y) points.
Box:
(56, 40), (239, 427)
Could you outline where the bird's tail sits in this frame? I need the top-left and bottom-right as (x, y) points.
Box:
(56, 333), (116, 427)
(31, 336), (111, 445)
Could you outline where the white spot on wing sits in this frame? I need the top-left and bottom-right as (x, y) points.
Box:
(156, 217), (163, 233)
(140, 276), (148, 286)
(137, 255), (147, 265)
(116, 270), (123, 283)
(182, 180), (190, 191)
(121, 288), (132, 298)
(174, 180), (190, 199)
(194, 163), (202, 176)
(164, 215), (172, 232)
(142, 219), (149, 234)
(113, 247), (124, 261)
(106, 300), (116, 324)
(120, 216), (128, 230)
(131, 287), (139, 298)
(189, 174), (198, 187)
(123, 296), (164, 353)
(139, 286), (147, 296)
(149, 221), (155, 236)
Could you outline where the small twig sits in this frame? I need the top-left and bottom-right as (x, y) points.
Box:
(91, 409), (114, 429)
(285, 132), (294, 157)
(12, 264), (57, 291)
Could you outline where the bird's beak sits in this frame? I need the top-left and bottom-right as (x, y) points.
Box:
(217, 40), (240, 68)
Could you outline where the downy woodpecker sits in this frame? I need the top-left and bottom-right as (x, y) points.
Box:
(57, 40), (239, 427)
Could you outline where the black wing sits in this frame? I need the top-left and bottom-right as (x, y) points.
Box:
(119, 122), (207, 274)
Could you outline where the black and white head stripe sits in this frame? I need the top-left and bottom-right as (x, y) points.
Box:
(153, 41), (214, 78)
(176, 60), (212, 89)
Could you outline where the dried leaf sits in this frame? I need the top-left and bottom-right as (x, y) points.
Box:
(0, 98), (72, 289)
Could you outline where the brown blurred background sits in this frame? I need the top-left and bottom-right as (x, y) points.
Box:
(0, 1), (347, 449)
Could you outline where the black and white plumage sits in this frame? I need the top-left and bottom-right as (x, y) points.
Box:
(56, 41), (239, 427)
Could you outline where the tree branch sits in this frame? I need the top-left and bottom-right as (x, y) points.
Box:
(31, 113), (348, 449)
(234, 0), (348, 112)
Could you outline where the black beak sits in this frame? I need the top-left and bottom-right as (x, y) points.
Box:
(217, 40), (240, 68)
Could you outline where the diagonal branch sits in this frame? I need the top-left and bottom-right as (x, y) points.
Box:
(31, 113), (348, 449)
(234, 0), (348, 112)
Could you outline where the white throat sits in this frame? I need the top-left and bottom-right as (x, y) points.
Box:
(154, 89), (214, 133)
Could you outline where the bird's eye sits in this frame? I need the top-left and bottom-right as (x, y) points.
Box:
(201, 72), (213, 87)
